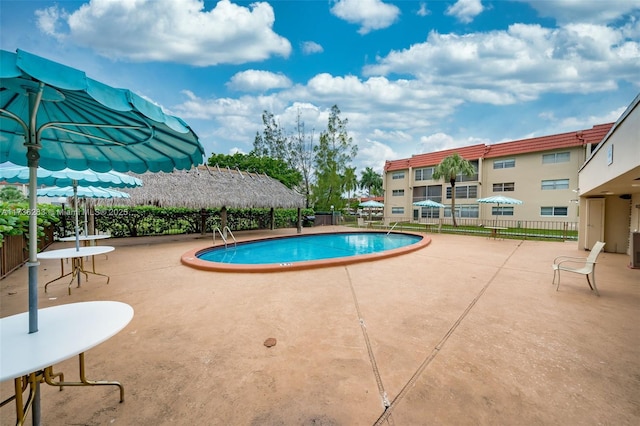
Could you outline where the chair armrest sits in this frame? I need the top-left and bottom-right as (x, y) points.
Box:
(553, 255), (585, 264)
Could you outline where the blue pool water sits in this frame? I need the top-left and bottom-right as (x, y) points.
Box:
(197, 232), (422, 265)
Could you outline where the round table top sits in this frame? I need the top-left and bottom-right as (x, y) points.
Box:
(37, 245), (115, 260)
(0, 301), (134, 381)
(58, 234), (111, 242)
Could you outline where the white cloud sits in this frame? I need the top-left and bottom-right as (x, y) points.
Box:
(520, 0), (640, 25)
(330, 0), (400, 35)
(301, 41), (324, 55)
(418, 132), (488, 153)
(227, 70), (292, 92)
(357, 139), (396, 173)
(36, 0), (291, 66)
(445, 0), (484, 24)
(34, 6), (68, 38)
(362, 23), (640, 104)
(416, 2), (431, 17)
(557, 106), (628, 130)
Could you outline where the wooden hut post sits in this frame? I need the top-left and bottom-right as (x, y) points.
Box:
(200, 208), (207, 235)
(221, 206), (228, 237)
(297, 207), (302, 234)
(270, 207), (275, 230)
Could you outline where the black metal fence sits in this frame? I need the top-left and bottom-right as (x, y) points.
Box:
(350, 216), (578, 241)
(53, 207), (308, 239)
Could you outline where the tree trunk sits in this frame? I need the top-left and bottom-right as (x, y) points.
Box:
(450, 179), (457, 227)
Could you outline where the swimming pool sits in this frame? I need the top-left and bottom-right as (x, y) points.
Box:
(181, 231), (430, 273)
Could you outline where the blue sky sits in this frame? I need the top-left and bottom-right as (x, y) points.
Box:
(2, 0), (639, 176)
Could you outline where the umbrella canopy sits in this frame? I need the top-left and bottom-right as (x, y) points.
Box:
(413, 199), (445, 208)
(1, 49), (204, 173)
(477, 196), (523, 225)
(0, 163), (142, 188)
(37, 186), (130, 198)
(1, 48), (205, 338)
(359, 200), (384, 208)
(476, 195), (524, 205)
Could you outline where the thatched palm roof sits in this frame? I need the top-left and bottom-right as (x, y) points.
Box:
(98, 166), (305, 209)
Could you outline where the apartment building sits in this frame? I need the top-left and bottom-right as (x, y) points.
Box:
(383, 123), (614, 224)
(576, 93), (640, 262)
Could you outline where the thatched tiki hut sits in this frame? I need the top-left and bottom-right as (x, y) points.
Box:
(96, 165), (306, 234)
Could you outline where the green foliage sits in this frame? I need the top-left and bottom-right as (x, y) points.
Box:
(0, 201), (60, 246)
(359, 167), (383, 196)
(93, 205), (314, 237)
(312, 105), (358, 211)
(0, 186), (27, 203)
(207, 152), (302, 189)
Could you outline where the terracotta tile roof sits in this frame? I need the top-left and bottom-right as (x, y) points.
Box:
(384, 123), (614, 172)
(385, 144), (486, 171)
(483, 123), (614, 159)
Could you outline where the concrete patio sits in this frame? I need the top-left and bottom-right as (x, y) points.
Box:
(1, 227), (638, 425)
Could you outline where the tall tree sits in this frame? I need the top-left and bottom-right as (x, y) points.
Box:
(207, 152), (302, 189)
(253, 109), (315, 206)
(342, 166), (358, 208)
(312, 105), (357, 211)
(359, 167), (383, 197)
(290, 108), (315, 208)
(432, 153), (476, 227)
(253, 111), (288, 162)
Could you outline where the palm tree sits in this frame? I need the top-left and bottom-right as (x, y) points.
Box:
(360, 167), (382, 197)
(342, 166), (358, 209)
(432, 153), (476, 227)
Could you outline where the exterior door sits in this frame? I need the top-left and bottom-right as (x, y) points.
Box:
(585, 198), (605, 249)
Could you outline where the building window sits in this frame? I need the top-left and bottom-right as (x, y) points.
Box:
(492, 206), (514, 216)
(391, 207), (404, 214)
(541, 206), (568, 216)
(493, 182), (515, 192)
(392, 189), (404, 196)
(457, 160), (479, 182)
(392, 172), (405, 180)
(541, 179), (570, 190)
(446, 185), (478, 199)
(493, 159), (515, 169)
(413, 185), (442, 203)
(415, 167), (434, 181)
(444, 205), (479, 218)
(542, 152), (570, 164)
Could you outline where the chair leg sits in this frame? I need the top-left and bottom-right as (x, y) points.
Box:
(588, 273), (600, 296)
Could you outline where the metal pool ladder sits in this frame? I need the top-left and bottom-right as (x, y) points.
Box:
(213, 226), (237, 248)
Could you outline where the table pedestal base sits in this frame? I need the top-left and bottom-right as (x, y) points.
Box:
(44, 258), (110, 295)
(0, 353), (124, 425)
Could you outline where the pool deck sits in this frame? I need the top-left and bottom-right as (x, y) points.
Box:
(1, 226), (638, 425)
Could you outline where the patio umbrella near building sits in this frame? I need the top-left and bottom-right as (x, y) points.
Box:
(477, 195), (523, 225)
(0, 49), (204, 340)
(412, 199), (445, 208)
(413, 199), (446, 219)
(37, 186), (130, 241)
(0, 164), (142, 249)
(359, 200), (384, 208)
(359, 200), (384, 220)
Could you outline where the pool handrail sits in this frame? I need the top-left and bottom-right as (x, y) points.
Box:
(213, 226), (237, 249)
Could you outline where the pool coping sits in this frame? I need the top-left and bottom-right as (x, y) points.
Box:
(180, 230), (432, 273)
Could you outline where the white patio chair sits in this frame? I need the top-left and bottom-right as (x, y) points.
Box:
(552, 241), (605, 296)
(357, 217), (365, 227)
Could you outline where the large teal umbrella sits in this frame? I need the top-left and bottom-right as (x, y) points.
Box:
(37, 185), (130, 251)
(0, 49), (204, 339)
(0, 163), (142, 188)
(1, 163), (142, 249)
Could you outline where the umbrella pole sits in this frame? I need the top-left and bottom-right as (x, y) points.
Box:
(27, 164), (39, 334)
(73, 181), (80, 251)
(83, 199), (89, 236)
